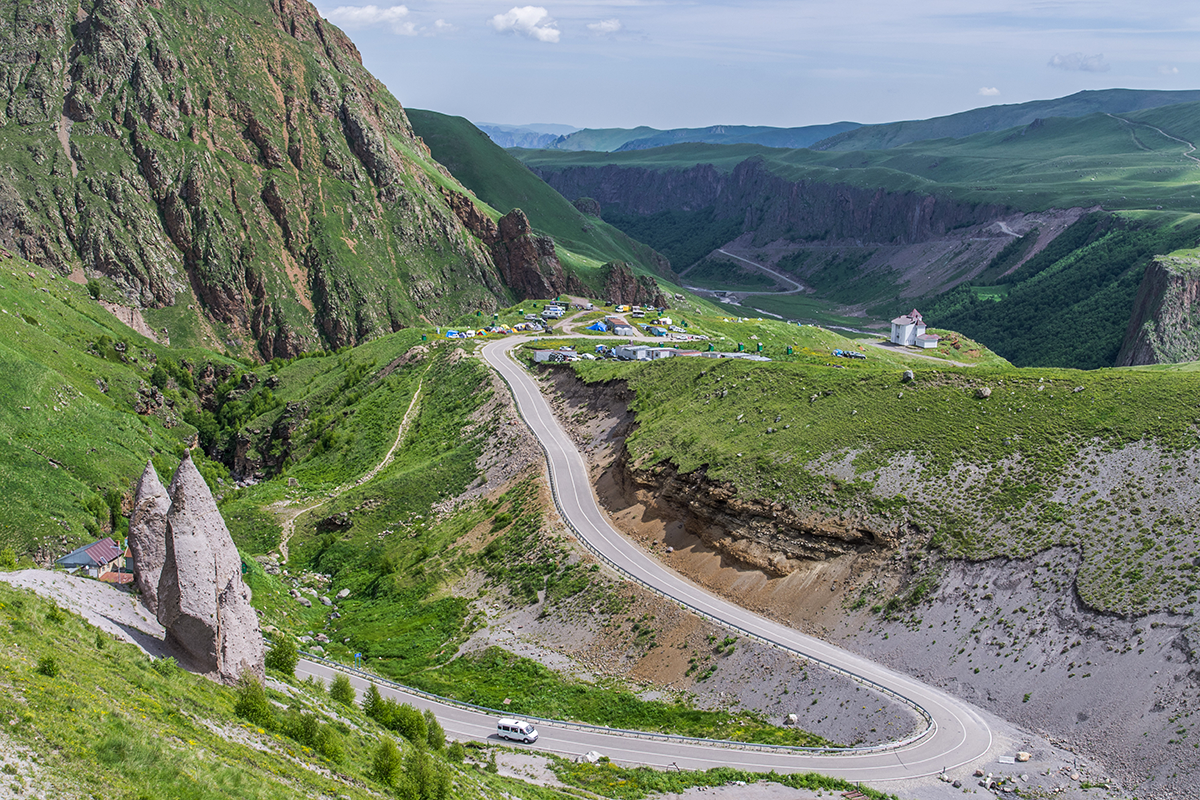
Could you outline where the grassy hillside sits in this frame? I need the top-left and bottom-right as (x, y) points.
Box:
(0, 257), (229, 555)
(573, 350), (1200, 616)
(0, 578), (579, 799)
(408, 110), (669, 278)
(811, 88), (1200, 151)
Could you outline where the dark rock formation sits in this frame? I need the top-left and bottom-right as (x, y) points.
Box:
(157, 455), (264, 683)
(1116, 255), (1200, 366)
(604, 261), (670, 308)
(441, 188), (583, 300)
(128, 461), (170, 613)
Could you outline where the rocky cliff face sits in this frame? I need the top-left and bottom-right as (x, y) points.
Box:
(157, 455), (264, 683)
(534, 157), (1012, 247)
(1116, 255), (1200, 366)
(442, 189), (583, 299)
(603, 261), (670, 308)
(0, 0), (508, 358)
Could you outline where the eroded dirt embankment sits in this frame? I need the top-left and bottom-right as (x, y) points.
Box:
(539, 364), (1200, 800)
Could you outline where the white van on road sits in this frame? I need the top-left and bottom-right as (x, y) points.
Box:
(496, 718), (539, 743)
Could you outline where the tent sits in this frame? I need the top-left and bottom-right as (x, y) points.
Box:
(586, 321), (608, 332)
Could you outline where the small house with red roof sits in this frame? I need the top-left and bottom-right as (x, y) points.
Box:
(55, 537), (125, 579)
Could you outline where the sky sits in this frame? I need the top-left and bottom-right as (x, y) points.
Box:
(309, 1), (1200, 130)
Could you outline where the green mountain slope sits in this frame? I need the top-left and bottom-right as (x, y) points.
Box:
(408, 109), (671, 277)
(0, 0), (512, 361)
(811, 88), (1200, 151)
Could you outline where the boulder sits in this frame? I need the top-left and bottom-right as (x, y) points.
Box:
(975, 386), (992, 399)
(156, 455), (265, 684)
(902, 370), (914, 382)
(784, 713), (798, 726)
(1016, 751), (1031, 762)
(128, 461), (170, 614)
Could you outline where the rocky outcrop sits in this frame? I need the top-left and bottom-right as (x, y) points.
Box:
(603, 261), (670, 308)
(441, 189), (583, 300)
(572, 197), (601, 217)
(612, 450), (903, 575)
(0, 0), (506, 359)
(128, 461), (170, 614)
(156, 455), (264, 684)
(1116, 255), (1200, 366)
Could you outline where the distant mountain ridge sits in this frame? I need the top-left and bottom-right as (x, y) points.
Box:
(481, 122), (863, 152)
(810, 88), (1200, 150)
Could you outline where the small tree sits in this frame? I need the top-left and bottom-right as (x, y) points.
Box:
(401, 743), (450, 800)
(329, 673), (355, 706)
(264, 637), (298, 679)
(234, 674), (274, 729)
(424, 708), (445, 751)
(372, 737), (402, 787)
(446, 741), (465, 764)
(393, 703), (427, 744)
(363, 684), (385, 721)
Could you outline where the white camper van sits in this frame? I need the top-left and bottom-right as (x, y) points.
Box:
(496, 718), (539, 743)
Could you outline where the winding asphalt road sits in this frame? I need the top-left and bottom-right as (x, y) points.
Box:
(300, 336), (995, 784)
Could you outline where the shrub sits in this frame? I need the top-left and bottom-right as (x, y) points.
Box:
(264, 637), (298, 679)
(233, 674), (274, 728)
(329, 673), (355, 706)
(45, 605), (66, 625)
(403, 743), (450, 800)
(0, 547), (16, 570)
(151, 657), (181, 678)
(36, 655), (59, 677)
(446, 741), (465, 764)
(363, 684), (386, 722)
(393, 703), (427, 745)
(424, 708), (445, 751)
(372, 737), (402, 787)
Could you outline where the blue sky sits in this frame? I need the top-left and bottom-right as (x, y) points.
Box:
(310, 1), (1199, 130)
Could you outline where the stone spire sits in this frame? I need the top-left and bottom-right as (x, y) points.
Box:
(128, 461), (170, 613)
(156, 454), (265, 683)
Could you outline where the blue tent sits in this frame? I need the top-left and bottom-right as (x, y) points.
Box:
(586, 321), (608, 332)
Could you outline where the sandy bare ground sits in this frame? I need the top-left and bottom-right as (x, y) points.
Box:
(0, 570), (166, 657)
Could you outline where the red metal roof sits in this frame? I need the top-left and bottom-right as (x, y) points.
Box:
(83, 538), (123, 566)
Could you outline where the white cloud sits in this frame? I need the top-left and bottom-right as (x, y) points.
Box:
(978, 87), (1000, 96)
(325, 5), (416, 35)
(1159, 64), (1180, 75)
(587, 19), (622, 35)
(489, 6), (560, 43)
(432, 19), (457, 34)
(1047, 52), (1110, 73)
